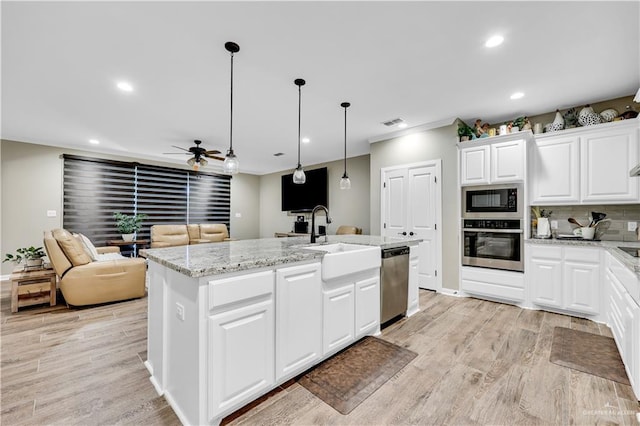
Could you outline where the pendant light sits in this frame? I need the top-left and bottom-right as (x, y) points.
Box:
(292, 78), (306, 184)
(223, 41), (240, 175)
(340, 102), (351, 190)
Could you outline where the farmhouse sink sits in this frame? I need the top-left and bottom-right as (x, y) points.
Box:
(303, 243), (381, 280)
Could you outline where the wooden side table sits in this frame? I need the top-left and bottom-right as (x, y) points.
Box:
(106, 239), (149, 257)
(10, 267), (57, 313)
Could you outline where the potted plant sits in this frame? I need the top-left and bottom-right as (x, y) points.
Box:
(113, 212), (148, 242)
(457, 121), (475, 141)
(3, 246), (47, 269)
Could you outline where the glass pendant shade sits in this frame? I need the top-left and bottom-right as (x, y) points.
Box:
(199, 158), (208, 167)
(187, 157), (196, 167)
(293, 164), (306, 184)
(223, 149), (239, 174)
(340, 173), (351, 190)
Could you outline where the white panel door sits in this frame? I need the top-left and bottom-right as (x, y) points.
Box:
(408, 166), (438, 290)
(382, 168), (407, 238)
(275, 263), (322, 381)
(581, 127), (639, 203)
(381, 161), (441, 291)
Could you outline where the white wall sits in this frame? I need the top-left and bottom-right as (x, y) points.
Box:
(259, 154), (370, 238)
(369, 124), (459, 290)
(1, 140), (260, 275)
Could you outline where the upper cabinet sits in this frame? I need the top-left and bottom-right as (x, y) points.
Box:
(459, 133), (529, 186)
(530, 119), (639, 205)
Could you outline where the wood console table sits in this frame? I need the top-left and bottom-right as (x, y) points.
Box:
(10, 267), (57, 313)
(106, 239), (149, 257)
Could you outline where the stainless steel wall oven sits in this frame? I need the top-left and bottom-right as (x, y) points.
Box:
(462, 219), (524, 272)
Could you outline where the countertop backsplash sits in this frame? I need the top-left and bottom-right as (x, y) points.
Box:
(533, 204), (640, 241)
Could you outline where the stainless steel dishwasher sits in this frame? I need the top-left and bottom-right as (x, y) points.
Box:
(380, 246), (409, 325)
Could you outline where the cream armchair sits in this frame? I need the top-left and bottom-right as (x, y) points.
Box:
(44, 229), (146, 306)
(150, 223), (230, 248)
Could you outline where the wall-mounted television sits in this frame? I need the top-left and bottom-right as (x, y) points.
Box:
(281, 167), (328, 212)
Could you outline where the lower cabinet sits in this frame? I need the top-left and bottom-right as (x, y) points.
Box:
(605, 253), (640, 396)
(528, 245), (600, 316)
(460, 266), (525, 303)
(322, 268), (380, 356)
(323, 284), (355, 355)
(407, 247), (419, 316)
(275, 263), (322, 382)
(208, 270), (276, 418)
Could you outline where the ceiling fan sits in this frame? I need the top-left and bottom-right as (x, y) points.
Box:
(164, 140), (224, 171)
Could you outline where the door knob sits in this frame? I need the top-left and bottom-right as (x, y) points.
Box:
(409, 232), (414, 236)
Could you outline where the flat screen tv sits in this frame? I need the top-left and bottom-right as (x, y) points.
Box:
(281, 167), (328, 212)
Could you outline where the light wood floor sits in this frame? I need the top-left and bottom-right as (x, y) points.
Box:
(1, 284), (638, 426)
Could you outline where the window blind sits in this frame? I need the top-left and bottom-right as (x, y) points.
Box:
(62, 155), (232, 247)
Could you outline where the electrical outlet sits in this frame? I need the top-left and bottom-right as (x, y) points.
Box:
(551, 220), (558, 229)
(47, 210), (57, 217)
(176, 303), (185, 321)
(628, 222), (638, 232)
(235, 212), (242, 218)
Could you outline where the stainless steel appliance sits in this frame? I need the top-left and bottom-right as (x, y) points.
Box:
(380, 246), (409, 324)
(462, 184), (523, 219)
(462, 219), (524, 272)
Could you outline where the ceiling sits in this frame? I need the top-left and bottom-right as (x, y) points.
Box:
(2, 1), (639, 175)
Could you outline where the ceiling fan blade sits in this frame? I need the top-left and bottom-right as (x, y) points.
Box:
(207, 155), (225, 161)
(171, 145), (191, 152)
(204, 149), (221, 155)
(162, 152), (190, 155)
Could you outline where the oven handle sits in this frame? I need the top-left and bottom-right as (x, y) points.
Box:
(462, 228), (523, 234)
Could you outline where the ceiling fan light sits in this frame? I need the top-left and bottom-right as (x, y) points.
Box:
(293, 164), (306, 184)
(187, 157), (196, 166)
(199, 158), (208, 167)
(340, 174), (351, 190)
(223, 150), (239, 174)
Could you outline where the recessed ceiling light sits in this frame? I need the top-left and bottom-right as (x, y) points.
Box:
(302, 137), (310, 143)
(397, 122), (408, 129)
(485, 35), (504, 48)
(510, 92), (525, 100)
(89, 139), (100, 145)
(117, 81), (133, 92)
(273, 152), (284, 157)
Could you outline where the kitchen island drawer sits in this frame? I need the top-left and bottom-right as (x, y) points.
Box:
(209, 270), (275, 310)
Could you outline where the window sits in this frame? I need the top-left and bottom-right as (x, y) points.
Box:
(62, 155), (231, 246)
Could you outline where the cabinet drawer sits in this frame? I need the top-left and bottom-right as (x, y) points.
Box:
(528, 245), (562, 260)
(607, 252), (640, 304)
(209, 270), (274, 310)
(564, 247), (600, 264)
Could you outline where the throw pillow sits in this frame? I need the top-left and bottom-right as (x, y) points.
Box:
(75, 233), (99, 261)
(52, 229), (92, 266)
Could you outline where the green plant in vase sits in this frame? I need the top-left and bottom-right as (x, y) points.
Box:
(3, 246), (47, 269)
(113, 212), (148, 241)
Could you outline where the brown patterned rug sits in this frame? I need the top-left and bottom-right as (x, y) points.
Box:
(550, 326), (630, 385)
(298, 336), (417, 414)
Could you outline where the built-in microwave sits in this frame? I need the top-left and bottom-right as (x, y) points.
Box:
(462, 184), (523, 218)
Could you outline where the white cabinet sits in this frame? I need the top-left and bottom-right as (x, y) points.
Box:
(323, 284), (355, 355)
(460, 145), (490, 185)
(527, 245), (600, 316)
(529, 135), (580, 204)
(460, 266), (525, 303)
(491, 139), (526, 183)
(459, 135), (527, 186)
(208, 271), (275, 418)
(581, 125), (639, 202)
(355, 276), (380, 338)
(605, 252), (640, 398)
(275, 263), (322, 382)
(530, 120), (640, 205)
(407, 247), (419, 316)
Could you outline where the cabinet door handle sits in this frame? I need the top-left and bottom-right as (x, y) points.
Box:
(398, 231), (407, 236)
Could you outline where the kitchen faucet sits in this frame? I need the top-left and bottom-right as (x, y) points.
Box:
(310, 205), (332, 243)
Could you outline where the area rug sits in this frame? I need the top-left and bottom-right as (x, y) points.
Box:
(298, 336), (417, 414)
(549, 326), (630, 385)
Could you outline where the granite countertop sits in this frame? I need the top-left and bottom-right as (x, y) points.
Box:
(144, 235), (422, 278)
(526, 238), (640, 275)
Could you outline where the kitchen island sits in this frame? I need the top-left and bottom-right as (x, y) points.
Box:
(143, 235), (421, 426)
